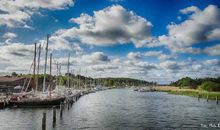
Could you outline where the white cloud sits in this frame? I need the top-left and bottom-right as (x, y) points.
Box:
(205, 59), (220, 66)
(204, 44), (220, 56)
(3, 32), (17, 39)
(144, 51), (176, 60)
(159, 5), (220, 54)
(159, 60), (180, 70)
(0, 42), (34, 73)
(127, 52), (141, 60)
(0, 0), (74, 28)
(180, 6), (200, 14)
(62, 5), (154, 47)
(79, 52), (110, 65)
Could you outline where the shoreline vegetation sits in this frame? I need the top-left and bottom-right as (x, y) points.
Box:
(153, 86), (220, 100)
(153, 76), (220, 100)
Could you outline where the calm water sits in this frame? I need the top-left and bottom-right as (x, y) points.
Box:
(0, 89), (220, 130)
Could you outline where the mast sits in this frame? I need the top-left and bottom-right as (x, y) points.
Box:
(49, 53), (52, 96)
(33, 43), (37, 92)
(43, 34), (49, 92)
(50, 53), (52, 76)
(58, 64), (61, 86)
(36, 44), (41, 92)
(85, 69), (87, 90)
(56, 62), (59, 86)
(67, 53), (70, 88)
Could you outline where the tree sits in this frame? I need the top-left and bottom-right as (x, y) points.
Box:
(200, 81), (220, 92)
(11, 72), (18, 77)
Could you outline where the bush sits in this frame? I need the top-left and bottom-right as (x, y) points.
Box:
(177, 77), (198, 89)
(200, 81), (220, 92)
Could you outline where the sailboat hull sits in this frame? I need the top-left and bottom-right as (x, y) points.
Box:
(9, 97), (65, 108)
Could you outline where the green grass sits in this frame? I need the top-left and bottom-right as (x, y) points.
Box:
(168, 90), (220, 100)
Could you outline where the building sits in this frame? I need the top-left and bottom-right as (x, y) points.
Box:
(0, 76), (34, 93)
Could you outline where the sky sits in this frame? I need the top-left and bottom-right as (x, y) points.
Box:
(0, 0), (220, 84)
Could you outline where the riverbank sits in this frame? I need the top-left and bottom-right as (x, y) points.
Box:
(153, 86), (220, 100)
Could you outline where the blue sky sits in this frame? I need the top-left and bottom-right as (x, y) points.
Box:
(0, 0), (220, 83)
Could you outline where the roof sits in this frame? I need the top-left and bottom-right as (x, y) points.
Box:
(0, 76), (25, 83)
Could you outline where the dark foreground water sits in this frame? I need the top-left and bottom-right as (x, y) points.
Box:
(0, 89), (220, 130)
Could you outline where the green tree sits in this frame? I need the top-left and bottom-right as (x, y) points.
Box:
(11, 72), (18, 77)
(200, 81), (220, 92)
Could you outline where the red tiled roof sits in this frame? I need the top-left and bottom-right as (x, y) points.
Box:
(0, 76), (25, 82)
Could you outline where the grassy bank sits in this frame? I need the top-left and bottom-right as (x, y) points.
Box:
(154, 86), (220, 100)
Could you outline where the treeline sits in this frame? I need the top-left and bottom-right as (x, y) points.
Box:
(170, 77), (220, 92)
(98, 77), (156, 87)
(11, 72), (155, 88)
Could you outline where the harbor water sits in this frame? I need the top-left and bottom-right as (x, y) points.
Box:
(0, 89), (220, 130)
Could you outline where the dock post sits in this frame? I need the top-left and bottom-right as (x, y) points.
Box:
(42, 113), (46, 130)
(206, 95), (209, 102)
(60, 103), (63, 118)
(52, 106), (56, 126)
(216, 96), (219, 105)
(3, 100), (6, 108)
(198, 94), (200, 102)
(71, 100), (73, 106)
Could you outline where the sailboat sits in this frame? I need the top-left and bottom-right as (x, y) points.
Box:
(9, 35), (65, 108)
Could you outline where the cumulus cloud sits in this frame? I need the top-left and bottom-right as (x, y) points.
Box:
(204, 44), (220, 56)
(78, 52), (110, 64)
(0, 42), (35, 73)
(3, 32), (17, 39)
(0, 0), (74, 28)
(159, 60), (180, 70)
(159, 5), (220, 54)
(127, 52), (141, 60)
(180, 6), (200, 14)
(205, 59), (220, 66)
(61, 5), (154, 47)
(144, 51), (176, 60)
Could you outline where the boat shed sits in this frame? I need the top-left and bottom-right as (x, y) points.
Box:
(0, 76), (27, 93)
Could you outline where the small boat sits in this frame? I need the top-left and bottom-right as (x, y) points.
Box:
(134, 87), (156, 92)
(94, 85), (107, 91)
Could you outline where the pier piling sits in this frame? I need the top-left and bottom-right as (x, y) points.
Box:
(60, 103), (64, 118)
(52, 106), (56, 126)
(68, 102), (70, 110)
(42, 113), (46, 130)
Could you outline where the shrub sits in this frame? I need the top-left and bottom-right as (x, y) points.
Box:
(200, 81), (220, 92)
(177, 77), (198, 89)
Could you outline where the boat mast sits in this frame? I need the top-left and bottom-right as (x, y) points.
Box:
(50, 53), (52, 77)
(36, 44), (41, 92)
(43, 34), (49, 92)
(33, 43), (37, 93)
(59, 64), (61, 85)
(85, 69), (87, 90)
(56, 62), (59, 86)
(49, 53), (52, 97)
(67, 53), (70, 88)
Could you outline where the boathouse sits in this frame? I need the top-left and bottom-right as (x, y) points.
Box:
(0, 76), (33, 93)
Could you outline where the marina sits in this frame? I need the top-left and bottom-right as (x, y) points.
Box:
(0, 0), (220, 129)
